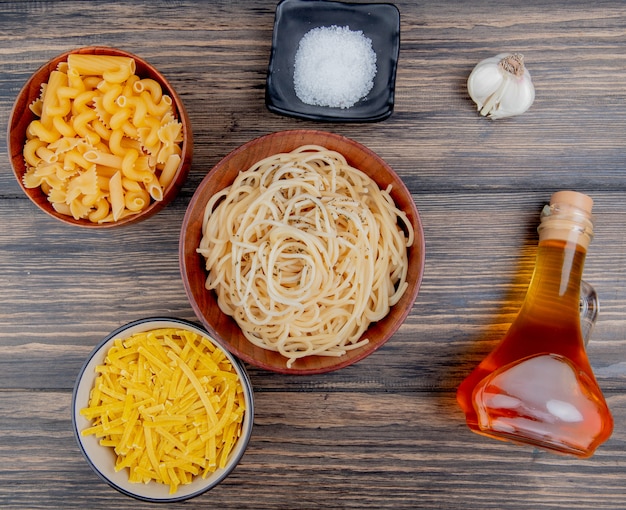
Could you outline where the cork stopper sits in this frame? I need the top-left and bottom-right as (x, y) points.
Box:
(539, 190), (594, 249)
(550, 191), (593, 214)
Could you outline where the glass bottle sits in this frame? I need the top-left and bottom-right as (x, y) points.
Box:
(456, 191), (613, 458)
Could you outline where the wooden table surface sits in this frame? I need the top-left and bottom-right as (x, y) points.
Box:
(1, 1), (625, 508)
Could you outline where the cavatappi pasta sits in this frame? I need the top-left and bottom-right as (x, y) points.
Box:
(198, 145), (414, 368)
(22, 54), (183, 223)
(80, 328), (246, 495)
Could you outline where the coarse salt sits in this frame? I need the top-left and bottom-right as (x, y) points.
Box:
(293, 25), (377, 109)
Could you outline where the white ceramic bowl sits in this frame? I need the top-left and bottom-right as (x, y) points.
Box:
(71, 317), (254, 502)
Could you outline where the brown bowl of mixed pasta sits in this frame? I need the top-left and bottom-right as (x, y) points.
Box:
(7, 46), (192, 227)
(180, 130), (425, 374)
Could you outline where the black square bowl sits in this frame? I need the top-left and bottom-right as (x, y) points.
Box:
(265, 0), (400, 123)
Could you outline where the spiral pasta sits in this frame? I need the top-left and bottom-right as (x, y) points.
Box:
(198, 145), (413, 368)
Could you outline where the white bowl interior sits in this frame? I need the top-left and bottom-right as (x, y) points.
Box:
(72, 318), (254, 502)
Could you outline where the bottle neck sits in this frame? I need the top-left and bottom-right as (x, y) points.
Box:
(523, 200), (594, 317)
(525, 239), (586, 313)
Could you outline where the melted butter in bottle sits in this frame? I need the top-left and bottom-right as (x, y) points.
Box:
(456, 191), (613, 458)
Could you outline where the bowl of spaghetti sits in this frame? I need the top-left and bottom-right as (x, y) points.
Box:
(72, 317), (253, 502)
(7, 46), (192, 227)
(180, 130), (425, 374)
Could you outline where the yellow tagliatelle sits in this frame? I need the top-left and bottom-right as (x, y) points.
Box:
(80, 328), (246, 495)
(22, 54), (184, 223)
(197, 145), (414, 368)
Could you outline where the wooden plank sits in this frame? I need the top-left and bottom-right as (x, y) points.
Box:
(1, 390), (626, 509)
(1, 0), (625, 508)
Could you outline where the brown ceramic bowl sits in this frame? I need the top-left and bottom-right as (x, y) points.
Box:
(180, 130), (425, 374)
(7, 46), (192, 228)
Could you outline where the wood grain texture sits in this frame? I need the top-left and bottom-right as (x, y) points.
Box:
(1, 0), (626, 508)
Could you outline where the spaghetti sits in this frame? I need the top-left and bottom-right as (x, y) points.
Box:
(198, 145), (413, 368)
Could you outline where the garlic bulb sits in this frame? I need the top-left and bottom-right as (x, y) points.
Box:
(467, 53), (535, 119)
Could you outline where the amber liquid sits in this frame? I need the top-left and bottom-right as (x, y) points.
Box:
(457, 238), (613, 457)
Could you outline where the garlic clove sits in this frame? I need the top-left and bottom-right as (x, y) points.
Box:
(467, 53), (535, 119)
(467, 63), (505, 106)
(492, 77), (535, 120)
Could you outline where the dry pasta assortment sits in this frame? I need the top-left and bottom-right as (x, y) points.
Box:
(22, 54), (183, 223)
(197, 145), (414, 368)
(11, 49), (419, 497)
(80, 328), (246, 494)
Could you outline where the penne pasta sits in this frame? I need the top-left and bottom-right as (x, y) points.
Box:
(109, 170), (125, 222)
(67, 54), (136, 83)
(159, 153), (181, 188)
(144, 173), (163, 201)
(83, 149), (123, 169)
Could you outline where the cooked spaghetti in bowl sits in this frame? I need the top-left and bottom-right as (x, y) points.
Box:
(180, 130), (425, 374)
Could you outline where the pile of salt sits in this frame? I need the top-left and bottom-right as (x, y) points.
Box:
(293, 25), (377, 109)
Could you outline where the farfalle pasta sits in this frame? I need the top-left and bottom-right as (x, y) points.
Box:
(22, 54), (183, 223)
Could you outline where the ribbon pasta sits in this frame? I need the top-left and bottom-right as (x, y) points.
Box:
(80, 328), (246, 494)
(198, 146), (414, 368)
(22, 54), (183, 223)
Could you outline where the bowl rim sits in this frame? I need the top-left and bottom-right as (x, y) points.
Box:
(7, 46), (193, 228)
(71, 316), (254, 503)
(180, 129), (425, 375)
